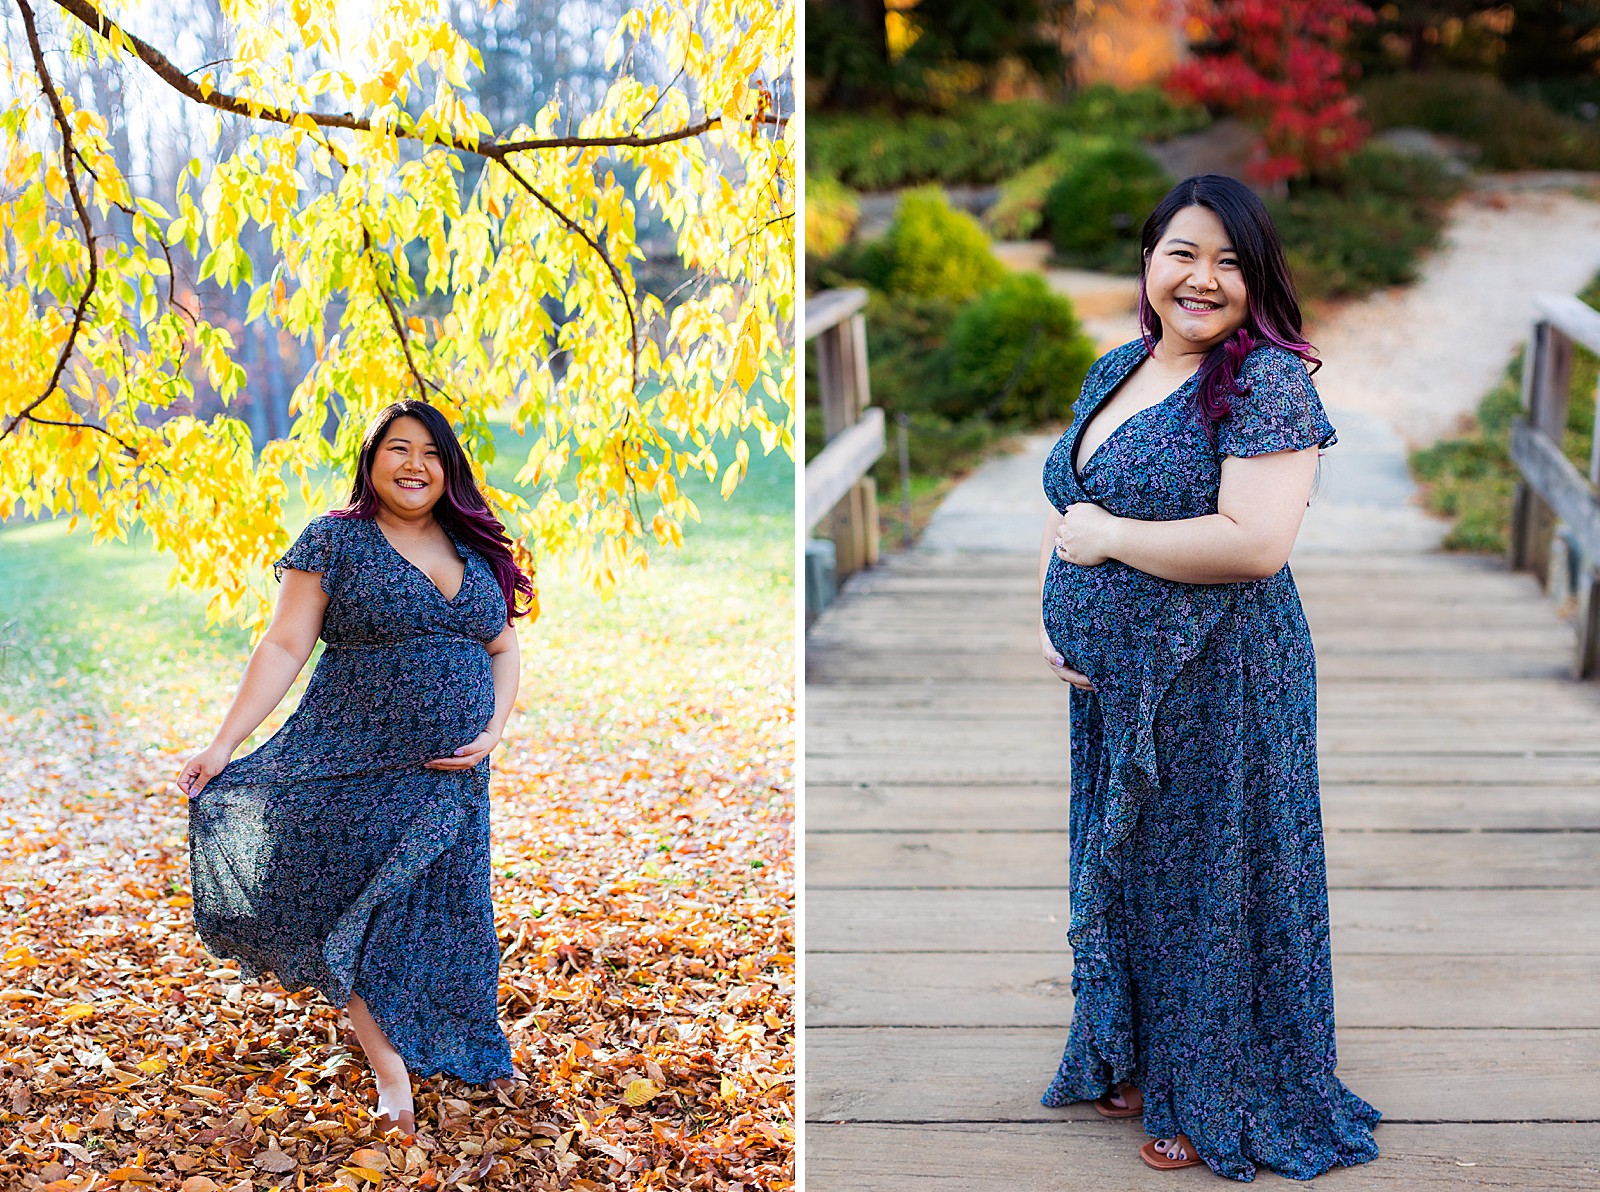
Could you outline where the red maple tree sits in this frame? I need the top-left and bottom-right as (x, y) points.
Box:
(1167, 0), (1377, 185)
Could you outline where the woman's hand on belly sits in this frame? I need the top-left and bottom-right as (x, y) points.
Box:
(1039, 624), (1094, 692)
(423, 726), (501, 770)
(1054, 503), (1119, 567)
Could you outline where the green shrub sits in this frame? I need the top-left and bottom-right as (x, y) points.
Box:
(1059, 83), (1211, 142)
(805, 173), (860, 262)
(859, 290), (966, 418)
(1358, 71), (1600, 171)
(945, 273), (1096, 424)
(873, 411), (1008, 491)
(1320, 139), (1466, 205)
(857, 187), (1005, 302)
(805, 290), (1006, 485)
(985, 133), (1115, 241)
(1515, 77), (1600, 123)
(807, 102), (1073, 190)
(985, 157), (1061, 242)
(1410, 380), (1521, 552)
(1269, 143), (1465, 300)
(806, 91), (1209, 192)
(1042, 141), (1171, 271)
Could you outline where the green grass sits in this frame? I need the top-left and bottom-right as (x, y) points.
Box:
(0, 419), (794, 733)
(477, 416), (795, 577)
(1410, 271), (1600, 553)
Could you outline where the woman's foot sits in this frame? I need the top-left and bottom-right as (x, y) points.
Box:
(1140, 1133), (1202, 1170)
(346, 994), (415, 1133)
(1093, 1084), (1143, 1118)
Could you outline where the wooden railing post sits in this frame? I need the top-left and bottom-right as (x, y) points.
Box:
(805, 289), (885, 601)
(1579, 371), (1600, 678)
(1510, 319), (1574, 582)
(1507, 293), (1600, 678)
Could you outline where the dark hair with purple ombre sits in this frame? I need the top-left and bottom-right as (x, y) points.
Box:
(329, 399), (536, 622)
(1137, 174), (1321, 429)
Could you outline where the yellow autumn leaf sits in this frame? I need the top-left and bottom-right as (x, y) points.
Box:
(622, 1077), (659, 1106)
(732, 311), (762, 392)
(342, 1164), (384, 1183)
(60, 1002), (95, 1020)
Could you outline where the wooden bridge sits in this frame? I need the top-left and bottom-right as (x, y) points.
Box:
(802, 394), (1600, 1187)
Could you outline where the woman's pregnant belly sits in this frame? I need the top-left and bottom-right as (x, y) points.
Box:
(1044, 554), (1134, 686)
(1043, 554), (1210, 690)
(217, 634), (495, 785)
(309, 635), (494, 764)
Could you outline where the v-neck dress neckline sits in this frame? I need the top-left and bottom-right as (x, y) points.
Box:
(1071, 344), (1201, 484)
(368, 516), (468, 603)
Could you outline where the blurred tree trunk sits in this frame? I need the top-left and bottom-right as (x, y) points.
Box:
(808, 0), (891, 108)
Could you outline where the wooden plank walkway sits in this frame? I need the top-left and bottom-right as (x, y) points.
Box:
(804, 503), (1600, 1185)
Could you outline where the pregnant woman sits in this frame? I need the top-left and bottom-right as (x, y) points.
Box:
(1036, 175), (1381, 1180)
(176, 399), (536, 1136)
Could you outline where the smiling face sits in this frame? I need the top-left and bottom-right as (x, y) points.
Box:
(1143, 204), (1249, 355)
(368, 414), (445, 518)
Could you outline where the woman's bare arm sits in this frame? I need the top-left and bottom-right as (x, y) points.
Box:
(177, 568), (329, 794)
(1055, 447), (1319, 584)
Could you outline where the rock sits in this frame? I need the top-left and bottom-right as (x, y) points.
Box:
(1374, 127), (1478, 176)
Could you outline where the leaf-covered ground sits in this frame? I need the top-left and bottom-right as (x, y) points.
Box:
(0, 491), (794, 1191)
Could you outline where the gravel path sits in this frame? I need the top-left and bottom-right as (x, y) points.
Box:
(1304, 183), (1600, 446)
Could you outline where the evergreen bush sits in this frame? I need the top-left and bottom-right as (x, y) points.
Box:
(1270, 143), (1465, 300)
(985, 134), (1112, 242)
(1042, 141), (1171, 272)
(806, 90), (1207, 192)
(859, 187), (1006, 302)
(946, 273), (1096, 424)
(1358, 71), (1600, 171)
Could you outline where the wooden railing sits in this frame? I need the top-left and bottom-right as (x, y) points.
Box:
(805, 287), (884, 583)
(1508, 293), (1600, 678)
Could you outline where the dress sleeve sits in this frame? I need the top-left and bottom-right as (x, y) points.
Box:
(273, 515), (342, 596)
(1216, 346), (1337, 458)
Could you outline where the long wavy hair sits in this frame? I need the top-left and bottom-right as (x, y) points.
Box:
(1137, 174), (1320, 430)
(331, 400), (536, 621)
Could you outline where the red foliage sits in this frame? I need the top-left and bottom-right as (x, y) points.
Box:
(1167, 0), (1377, 184)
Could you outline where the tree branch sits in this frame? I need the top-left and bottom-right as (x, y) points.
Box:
(0, 0), (133, 457)
(360, 225), (431, 403)
(46, 0), (786, 155)
(70, 146), (198, 325)
(490, 156), (640, 395)
(40, 0), (790, 406)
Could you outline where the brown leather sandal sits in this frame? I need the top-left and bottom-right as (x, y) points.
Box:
(1093, 1084), (1143, 1118)
(1140, 1134), (1202, 1170)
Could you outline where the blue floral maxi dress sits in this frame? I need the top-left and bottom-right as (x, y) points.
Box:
(187, 514), (516, 1084)
(1039, 341), (1382, 1181)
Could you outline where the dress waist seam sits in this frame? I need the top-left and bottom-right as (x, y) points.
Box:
(323, 633), (481, 650)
